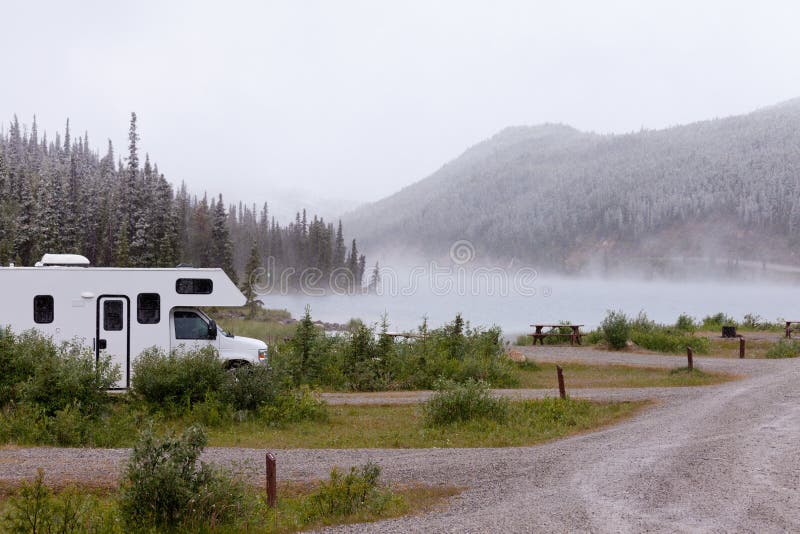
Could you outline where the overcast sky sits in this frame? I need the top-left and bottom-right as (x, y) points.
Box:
(3, 0), (800, 219)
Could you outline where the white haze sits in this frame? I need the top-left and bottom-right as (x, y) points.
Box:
(2, 1), (800, 207)
(263, 264), (800, 336)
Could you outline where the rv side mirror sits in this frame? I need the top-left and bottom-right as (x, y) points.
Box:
(208, 319), (218, 340)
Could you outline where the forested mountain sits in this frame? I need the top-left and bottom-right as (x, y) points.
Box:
(344, 99), (800, 272)
(0, 114), (367, 290)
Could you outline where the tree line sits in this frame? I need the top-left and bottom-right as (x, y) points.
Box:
(0, 113), (367, 290)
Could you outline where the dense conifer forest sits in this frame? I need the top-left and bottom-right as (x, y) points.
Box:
(0, 114), (366, 291)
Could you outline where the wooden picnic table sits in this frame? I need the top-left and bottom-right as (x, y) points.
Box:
(785, 321), (800, 338)
(529, 324), (584, 346)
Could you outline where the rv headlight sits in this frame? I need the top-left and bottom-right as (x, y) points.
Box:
(258, 348), (268, 362)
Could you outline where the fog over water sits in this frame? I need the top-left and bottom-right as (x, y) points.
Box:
(264, 273), (800, 336)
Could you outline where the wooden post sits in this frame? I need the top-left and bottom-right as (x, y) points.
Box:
(557, 365), (566, 400)
(266, 452), (277, 508)
(686, 346), (693, 371)
(739, 337), (745, 359)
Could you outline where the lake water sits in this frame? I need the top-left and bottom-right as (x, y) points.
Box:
(263, 273), (800, 337)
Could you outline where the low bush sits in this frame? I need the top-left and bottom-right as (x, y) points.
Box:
(304, 462), (397, 520)
(223, 364), (285, 411)
(630, 329), (710, 354)
(0, 330), (119, 415)
(765, 339), (800, 359)
(583, 329), (603, 344)
(257, 386), (328, 426)
(0, 329), (124, 447)
(1, 469), (116, 534)
(701, 312), (737, 330)
(131, 346), (227, 407)
(119, 425), (251, 531)
(422, 378), (509, 426)
(674, 313), (697, 333)
(601, 310), (630, 350)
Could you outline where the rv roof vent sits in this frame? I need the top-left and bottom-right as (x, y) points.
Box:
(176, 263), (195, 268)
(39, 254), (91, 267)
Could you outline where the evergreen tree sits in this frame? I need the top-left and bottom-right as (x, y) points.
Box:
(115, 220), (130, 267)
(368, 261), (380, 293)
(333, 220), (346, 267)
(241, 241), (262, 318)
(210, 194), (237, 284)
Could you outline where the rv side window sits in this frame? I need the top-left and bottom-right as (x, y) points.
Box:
(33, 295), (54, 324)
(176, 278), (213, 295)
(104, 301), (124, 331)
(174, 311), (212, 340)
(137, 293), (161, 324)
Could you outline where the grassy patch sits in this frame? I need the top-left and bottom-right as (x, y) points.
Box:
(512, 362), (732, 388)
(206, 399), (645, 448)
(705, 337), (774, 359)
(765, 339), (800, 359)
(0, 470), (458, 534)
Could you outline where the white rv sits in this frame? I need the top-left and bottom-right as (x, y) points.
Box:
(0, 254), (268, 389)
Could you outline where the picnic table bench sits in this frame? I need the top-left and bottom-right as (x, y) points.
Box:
(529, 324), (584, 346)
(785, 321), (800, 338)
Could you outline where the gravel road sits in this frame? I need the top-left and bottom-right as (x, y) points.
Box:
(1, 348), (798, 532)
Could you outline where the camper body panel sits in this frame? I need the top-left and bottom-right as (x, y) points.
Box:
(0, 266), (264, 388)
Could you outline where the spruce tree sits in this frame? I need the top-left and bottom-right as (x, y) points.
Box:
(368, 261), (380, 293)
(210, 194), (237, 284)
(242, 241), (262, 318)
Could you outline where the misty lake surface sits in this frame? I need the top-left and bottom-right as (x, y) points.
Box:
(263, 275), (800, 336)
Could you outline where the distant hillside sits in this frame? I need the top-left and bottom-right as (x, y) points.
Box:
(344, 100), (800, 272)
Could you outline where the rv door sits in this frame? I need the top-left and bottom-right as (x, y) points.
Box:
(97, 296), (130, 389)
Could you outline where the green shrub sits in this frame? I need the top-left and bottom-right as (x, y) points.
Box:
(630, 329), (710, 354)
(422, 379), (509, 426)
(583, 329), (603, 344)
(0, 330), (119, 414)
(629, 311), (655, 332)
(766, 339), (800, 359)
(701, 312), (736, 329)
(257, 386), (328, 425)
(304, 462), (397, 520)
(739, 314), (783, 332)
(1, 469), (104, 534)
(674, 313), (697, 332)
(20, 346), (119, 416)
(601, 310), (630, 350)
(119, 425), (250, 531)
(131, 346), (227, 407)
(223, 364), (285, 411)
